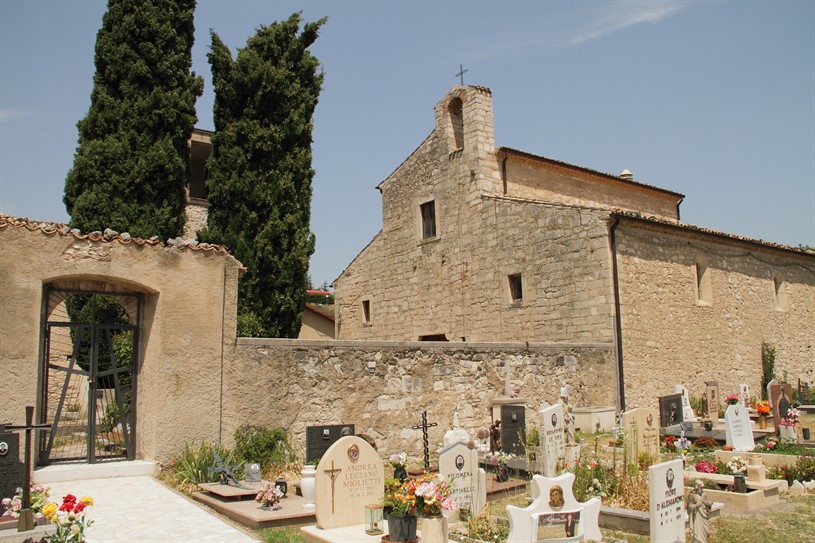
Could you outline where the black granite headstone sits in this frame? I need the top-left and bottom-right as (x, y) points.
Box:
(659, 394), (684, 428)
(305, 424), (354, 464)
(500, 405), (526, 456)
(0, 432), (23, 502)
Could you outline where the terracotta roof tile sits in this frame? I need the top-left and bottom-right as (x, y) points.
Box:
(611, 210), (815, 258)
(0, 214), (246, 268)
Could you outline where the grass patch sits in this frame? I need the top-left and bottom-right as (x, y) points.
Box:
(258, 526), (307, 543)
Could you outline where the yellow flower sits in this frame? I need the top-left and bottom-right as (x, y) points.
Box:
(42, 502), (58, 519)
(80, 496), (94, 506)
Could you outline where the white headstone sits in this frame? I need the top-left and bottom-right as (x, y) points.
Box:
(622, 408), (660, 460)
(539, 403), (564, 477)
(675, 385), (695, 421)
(648, 459), (686, 543)
(315, 435), (384, 529)
(724, 404), (755, 451)
(506, 473), (602, 543)
(438, 441), (485, 517)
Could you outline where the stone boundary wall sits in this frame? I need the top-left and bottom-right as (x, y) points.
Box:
(222, 339), (614, 461)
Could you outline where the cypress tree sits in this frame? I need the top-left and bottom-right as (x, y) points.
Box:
(64, 0), (203, 241)
(203, 13), (325, 338)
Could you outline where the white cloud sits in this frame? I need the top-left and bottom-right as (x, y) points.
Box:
(0, 109), (27, 123)
(563, 1), (686, 47)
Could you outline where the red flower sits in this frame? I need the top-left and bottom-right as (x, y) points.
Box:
(73, 501), (86, 514)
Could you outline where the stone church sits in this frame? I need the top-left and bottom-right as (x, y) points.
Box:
(334, 86), (814, 408)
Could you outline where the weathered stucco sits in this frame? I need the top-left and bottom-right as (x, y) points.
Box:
(0, 216), (241, 464)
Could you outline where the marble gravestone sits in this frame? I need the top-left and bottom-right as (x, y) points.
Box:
(658, 394), (684, 428)
(675, 385), (696, 421)
(539, 404), (564, 477)
(0, 431), (23, 503)
(649, 459), (686, 543)
(769, 383), (794, 432)
(438, 441), (486, 518)
(306, 424), (355, 465)
(315, 435), (384, 530)
(705, 381), (719, 421)
(622, 408), (659, 460)
(724, 404), (755, 452)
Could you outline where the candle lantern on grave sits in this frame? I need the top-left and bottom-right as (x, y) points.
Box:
(274, 477), (288, 498)
(365, 504), (384, 535)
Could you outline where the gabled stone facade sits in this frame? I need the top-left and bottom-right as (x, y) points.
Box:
(335, 86), (815, 409)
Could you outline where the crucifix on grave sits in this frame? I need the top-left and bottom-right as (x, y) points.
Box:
(3, 406), (52, 533)
(322, 460), (342, 514)
(412, 411), (438, 471)
(455, 64), (468, 85)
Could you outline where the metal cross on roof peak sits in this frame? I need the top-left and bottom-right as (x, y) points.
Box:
(456, 64), (468, 86)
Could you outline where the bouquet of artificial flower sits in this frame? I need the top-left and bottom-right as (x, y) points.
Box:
(389, 452), (408, 468)
(1, 484), (51, 520)
(726, 456), (747, 474)
(255, 482), (283, 510)
(694, 460), (718, 474)
(780, 407), (801, 427)
(756, 401), (771, 415)
(725, 393), (740, 406)
(486, 451), (516, 464)
(413, 475), (456, 517)
(43, 494), (94, 543)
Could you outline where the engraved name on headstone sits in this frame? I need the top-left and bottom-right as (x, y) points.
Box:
(649, 459), (686, 543)
(539, 404), (564, 477)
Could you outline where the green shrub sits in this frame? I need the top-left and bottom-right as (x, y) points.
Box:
(171, 442), (243, 485)
(234, 425), (294, 468)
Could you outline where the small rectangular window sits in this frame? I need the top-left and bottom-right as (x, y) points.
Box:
(509, 274), (523, 303)
(421, 201), (436, 239)
(362, 300), (371, 323)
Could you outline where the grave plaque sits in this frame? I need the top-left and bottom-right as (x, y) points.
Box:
(245, 462), (261, 483)
(306, 424), (354, 464)
(648, 459), (685, 543)
(769, 383), (793, 432)
(500, 404), (526, 457)
(659, 394), (684, 428)
(0, 432), (23, 502)
(705, 381), (719, 421)
(315, 435), (384, 530)
(539, 404), (564, 477)
(725, 404), (755, 451)
(622, 408), (659, 460)
(438, 441), (484, 517)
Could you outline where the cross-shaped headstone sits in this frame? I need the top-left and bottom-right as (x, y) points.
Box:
(3, 406), (52, 533)
(322, 460), (342, 514)
(455, 64), (468, 86)
(412, 411), (438, 470)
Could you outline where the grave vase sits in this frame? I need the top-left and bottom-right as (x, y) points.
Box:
(420, 515), (448, 543)
(496, 462), (509, 482)
(758, 414), (767, 429)
(300, 465), (316, 510)
(393, 464), (408, 483)
(385, 514), (417, 543)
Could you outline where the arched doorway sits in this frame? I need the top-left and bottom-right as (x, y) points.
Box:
(39, 286), (141, 464)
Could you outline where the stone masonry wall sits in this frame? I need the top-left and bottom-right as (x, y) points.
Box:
(503, 154), (680, 220)
(616, 220), (815, 409)
(222, 339), (615, 459)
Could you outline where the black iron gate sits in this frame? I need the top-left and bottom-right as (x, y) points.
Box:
(39, 290), (139, 464)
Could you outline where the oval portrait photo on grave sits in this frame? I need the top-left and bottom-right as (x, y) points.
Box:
(549, 485), (565, 510)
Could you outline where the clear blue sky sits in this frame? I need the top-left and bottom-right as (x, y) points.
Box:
(1, 1), (813, 287)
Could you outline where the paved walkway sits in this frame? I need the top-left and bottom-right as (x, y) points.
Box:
(34, 464), (258, 542)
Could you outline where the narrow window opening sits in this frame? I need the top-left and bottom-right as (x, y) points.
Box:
(774, 273), (788, 310)
(362, 300), (371, 323)
(421, 201), (436, 239)
(448, 97), (464, 150)
(509, 274), (523, 303)
(695, 259), (712, 305)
